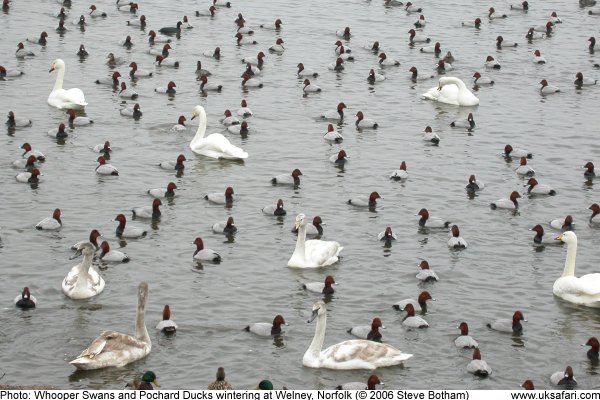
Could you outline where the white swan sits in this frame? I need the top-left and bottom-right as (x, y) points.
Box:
(422, 77), (479, 106)
(190, 105), (248, 160)
(70, 282), (151, 370)
(303, 301), (413, 369)
(62, 242), (105, 299)
(288, 214), (343, 268)
(48, 59), (87, 110)
(554, 232), (600, 308)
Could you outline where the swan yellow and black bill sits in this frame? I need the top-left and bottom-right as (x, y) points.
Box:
(555, 234), (564, 241)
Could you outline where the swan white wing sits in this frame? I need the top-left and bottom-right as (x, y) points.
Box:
(192, 133), (248, 159)
(49, 88), (87, 109)
(71, 330), (149, 368)
(319, 340), (412, 369)
(556, 274), (600, 296)
(305, 239), (343, 267)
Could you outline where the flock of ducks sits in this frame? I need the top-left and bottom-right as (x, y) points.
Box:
(2, 0), (600, 391)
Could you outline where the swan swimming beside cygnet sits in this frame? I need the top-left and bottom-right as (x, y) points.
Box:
(190, 105), (248, 160)
(303, 301), (412, 369)
(422, 77), (479, 106)
(48, 59), (87, 110)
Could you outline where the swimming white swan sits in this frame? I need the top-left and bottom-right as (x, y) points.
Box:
(70, 282), (151, 370)
(554, 232), (600, 308)
(288, 214), (343, 268)
(422, 77), (479, 106)
(62, 242), (105, 299)
(303, 301), (413, 369)
(190, 105), (248, 160)
(48, 59), (87, 110)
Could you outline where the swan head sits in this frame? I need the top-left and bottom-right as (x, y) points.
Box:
(191, 105), (205, 120)
(49, 59), (65, 73)
(138, 281), (149, 303)
(295, 213), (306, 230)
(70, 242), (95, 259)
(556, 231), (577, 244)
(308, 300), (326, 323)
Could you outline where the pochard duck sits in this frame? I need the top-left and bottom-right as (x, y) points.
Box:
(336, 27), (351, 39)
(465, 175), (484, 192)
(203, 47), (221, 60)
(503, 144), (532, 159)
(423, 126), (440, 144)
(472, 72), (494, 86)
(368, 68), (386, 83)
(15, 42), (35, 58)
(36, 208), (62, 230)
(243, 62), (261, 77)
(377, 227), (396, 245)
(199, 76), (223, 92)
(550, 366), (576, 386)
(409, 67), (434, 82)
(487, 311), (526, 333)
(355, 111), (378, 129)
(393, 291), (434, 313)
(408, 29), (430, 43)
(73, 15), (87, 27)
(589, 37), (595, 52)
(378, 52), (400, 66)
(530, 224), (555, 245)
(171, 116), (187, 132)
(488, 7), (507, 18)
(303, 275), (335, 294)
(241, 73), (263, 88)
(416, 260), (439, 282)
(195, 61), (211, 77)
(92, 140), (110, 153)
(589, 204), (600, 224)
(293, 216), (324, 237)
(55, 7), (68, 19)
(401, 304), (428, 328)
(118, 2), (138, 13)
(269, 38), (285, 53)
(436, 59), (453, 73)
(7, 111), (32, 128)
(114, 214), (147, 238)
(585, 337), (599, 361)
(450, 113), (475, 130)
(347, 318), (384, 342)
(98, 241), (129, 263)
(365, 41), (382, 53)
(271, 169), (302, 186)
(461, 18), (482, 28)
(390, 162), (408, 180)
(533, 21), (553, 34)
(532, 50), (546, 63)
(235, 32), (257, 45)
(154, 81), (177, 94)
(324, 124), (343, 143)
(13, 155), (38, 171)
(337, 375), (383, 390)
(196, 5), (216, 17)
(417, 208), (450, 228)
(405, 2), (422, 13)
(550, 215), (574, 231)
(490, 191), (520, 210)
(15, 287), (36, 309)
(106, 53), (125, 67)
(204, 187), (234, 204)
(26, 31), (48, 46)
(237, 100), (253, 117)
(526, 28), (545, 40)
(242, 51), (265, 67)
(420, 42), (441, 55)
(522, 380), (535, 390)
(574, 72), (597, 87)
(127, 15), (146, 27)
(148, 30), (171, 44)
(219, 110), (240, 127)
(301, 79), (322, 94)
(0, 65), (24, 78)
(66, 109), (93, 126)
(515, 157), (535, 176)
(510, 1), (528, 10)
(526, 178), (556, 195)
(21, 143), (45, 161)
(155, 56), (179, 68)
(71, 229), (102, 251)
(120, 35), (133, 48)
(448, 225), (467, 249)
(540, 79), (560, 94)
(348, 191), (381, 208)
(337, 46), (354, 61)
(156, 305), (177, 334)
(227, 121), (249, 136)
(212, 217), (237, 235)
(467, 349), (491, 377)
(182, 15), (193, 29)
(96, 156), (118, 175)
(148, 43), (171, 57)
(298, 63), (318, 78)
(129, 62), (152, 78)
(260, 18), (283, 30)
(328, 57), (344, 72)
(335, 40), (352, 55)
(455, 322), (478, 348)
(262, 199), (286, 216)
(319, 102), (347, 121)
(414, 14), (426, 27)
(213, 0), (231, 8)
(148, 182), (177, 199)
(119, 82), (138, 99)
(132, 199), (162, 220)
(245, 315), (286, 336)
(496, 36), (518, 49)
(15, 168), (41, 184)
(330, 150), (348, 165)
(485, 55), (501, 69)
(159, 154), (186, 170)
(77, 45), (88, 57)
(120, 103), (142, 118)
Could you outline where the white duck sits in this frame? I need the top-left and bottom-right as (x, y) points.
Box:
(422, 77), (479, 106)
(554, 232), (600, 308)
(70, 282), (151, 370)
(62, 242), (105, 299)
(190, 105), (248, 160)
(288, 214), (342, 268)
(303, 301), (412, 369)
(48, 59), (87, 110)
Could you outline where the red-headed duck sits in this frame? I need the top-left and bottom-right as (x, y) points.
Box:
(155, 55), (179, 68)
(262, 199), (286, 216)
(473, 72), (494, 85)
(241, 51), (264, 66)
(120, 103), (142, 118)
(156, 305), (177, 334)
(99, 241), (129, 263)
(119, 82), (138, 99)
(148, 182), (177, 199)
(15, 168), (41, 184)
(390, 161), (408, 180)
(336, 27), (351, 39)
(132, 198), (162, 220)
(405, 2), (422, 13)
(303, 275), (335, 294)
(515, 157), (535, 176)
(461, 18), (482, 28)
(416, 260), (439, 282)
(193, 238), (221, 262)
(93, 141), (111, 154)
(204, 187), (234, 204)
(496, 35), (518, 49)
(159, 154), (186, 170)
(320, 102), (347, 121)
(540, 79), (560, 94)
(323, 124), (343, 143)
(127, 15), (146, 27)
(36, 208), (62, 230)
(550, 11), (562, 23)
(504, 144), (532, 159)
(487, 311), (526, 333)
(220, 110), (240, 126)
(450, 113), (475, 130)
(199, 75), (223, 92)
(171, 116), (187, 132)
(13, 155), (38, 170)
(490, 191), (520, 210)
(347, 317), (384, 342)
(527, 178), (556, 195)
(271, 169), (302, 186)
(510, 1), (528, 10)
(7, 111), (32, 128)
(293, 216), (324, 236)
(196, 5), (216, 17)
(423, 126), (440, 144)
(485, 55), (501, 69)
(15, 42), (35, 58)
(533, 50), (546, 63)
(148, 30), (171, 44)
(149, 43), (171, 57)
(120, 35), (133, 48)
(526, 27), (545, 40)
(114, 214), (147, 238)
(235, 32), (257, 45)
(589, 203), (600, 223)
(15, 287), (36, 309)
(330, 150), (348, 165)
(455, 322), (478, 348)
(575, 72), (597, 87)
(448, 225), (467, 249)
(521, 380), (535, 390)
(154, 80), (177, 94)
(260, 18), (282, 30)
(393, 291), (434, 313)
(129, 62), (152, 78)
(227, 121), (249, 135)
(337, 375), (383, 390)
(584, 162), (595, 178)
(488, 7), (507, 19)
(467, 349), (491, 376)
(466, 175), (484, 192)
(26, 31), (48, 46)
(368, 68), (386, 83)
(378, 52), (400, 66)
(348, 191), (381, 208)
(409, 66), (433, 82)
(182, 15), (193, 29)
(414, 14), (426, 27)
(355, 111), (378, 129)
(584, 337), (599, 361)
(269, 38), (285, 53)
(96, 156), (118, 176)
(417, 208), (450, 228)
(95, 71), (121, 87)
(118, 2), (138, 13)
(550, 366), (576, 386)
(549, 215), (574, 231)
(237, 99), (253, 117)
(303, 79), (322, 93)
(71, 229), (102, 251)
(328, 57), (345, 71)
(534, 21), (553, 34)
(0, 65), (24, 78)
(420, 42), (441, 55)
(298, 63), (318, 78)
(401, 303), (428, 328)
(212, 216), (237, 235)
(245, 315), (286, 336)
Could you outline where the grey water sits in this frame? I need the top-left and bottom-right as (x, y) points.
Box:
(1, 0), (600, 390)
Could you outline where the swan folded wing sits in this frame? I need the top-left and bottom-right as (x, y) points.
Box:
(324, 340), (395, 362)
(305, 240), (342, 266)
(76, 331), (146, 359)
(65, 88), (87, 105)
(205, 134), (248, 159)
(570, 274), (600, 295)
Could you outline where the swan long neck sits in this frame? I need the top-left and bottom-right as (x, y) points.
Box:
(292, 223), (307, 262)
(191, 108), (208, 148)
(135, 288), (150, 343)
(75, 253), (93, 289)
(563, 239), (577, 277)
(307, 312), (327, 359)
(53, 65), (65, 92)
(442, 77), (466, 91)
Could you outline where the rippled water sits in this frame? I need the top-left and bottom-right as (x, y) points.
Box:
(1, 0), (600, 390)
